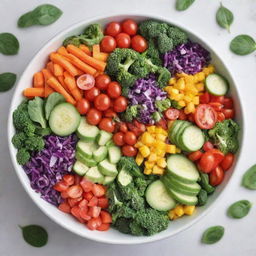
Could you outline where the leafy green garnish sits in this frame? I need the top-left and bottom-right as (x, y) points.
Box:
(0, 33), (19, 55)
(227, 200), (252, 219)
(230, 35), (256, 56)
(28, 97), (47, 128)
(201, 226), (225, 244)
(176, 0), (195, 11)
(242, 164), (256, 190)
(0, 72), (17, 92)
(216, 3), (234, 32)
(45, 92), (65, 120)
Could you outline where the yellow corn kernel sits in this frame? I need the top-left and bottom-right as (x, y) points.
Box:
(184, 95), (192, 103)
(166, 144), (176, 154)
(178, 100), (186, 107)
(147, 125), (156, 133)
(193, 96), (199, 105)
(155, 134), (167, 141)
(168, 210), (176, 220)
(195, 82), (204, 92)
(176, 78), (185, 90)
(134, 141), (144, 148)
(187, 102), (195, 113)
(148, 153), (157, 162)
(139, 145), (150, 158)
(169, 78), (176, 85)
(141, 132), (155, 146)
(184, 205), (196, 215)
(135, 153), (144, 166)
(174, 205), (185, 217)
(144, 168), (152, 175)
(157, 158), (167, 168)
(145, 161), (155, 169)
(152, 165), (164, 175)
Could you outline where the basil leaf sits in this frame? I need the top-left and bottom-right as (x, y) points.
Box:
(216, 3), (233, 32)
(227, 200), (252, 219)
(0, 33), (19, 55)
(20, 225), (48, 247)
(0, 72), (17, 92)
(28, 97), (47, 128)
(230, 35), (256, 56)
(44, 92), (65, 120)
(176, 0), (195, 11)
(201, 226), (224, 244)
(242, 164), (256, 189)
(18, 4), (62, 28)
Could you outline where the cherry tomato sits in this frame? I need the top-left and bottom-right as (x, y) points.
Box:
(209, 102), (223, 112)
(188, 113), (195, 123)
(113, 96), (128, 112)
(124, 131), (137, 145)
(209, 166), (224, 186)
(100, 210), (112, 224)
(156, 118), (168, 130)
(76, 74), (95, 90)
(99, 118), (115, 133)
(107, 81), (121, 98)
(164, 108), (180, 120)
(194, 104), (217, 129)
(222, 109), (235, 119)
(113, 132), (125, 146)
(95, 74), (111, 90)
(94, 94), (111, 111)
(217, 112), (225, 122)
(199, 151), (216, 173)
(127, 123), (141, 136)
(115, 33), (131, 48)
(85, 87), (100, 102)
(86, 108), (102, 125)
(100, 36), (116, 53)
(104, 108), (117, 118)
(223, 97), (233, 109)
(76, 99), (90, 115)
(53, 181), (69, 192)
(131, 35), (148, 53)
(188, 151), (203, 162)
(122, 145), (137, 157)
(63, 174), (75, 186)
(105, 22), (122, 37)
(199, 92), (210, 104)
(178, 110), (187, 120)
(119, 122), (128, 133)
(121, 19), (138, 35)
(133, 120), (146, 134)
(220, 153), (234, 171)
(203, 141), (214, 152)
(210, 95), (224, 103)
(208, 148), (225, 169)
(67, 185), (83, 199)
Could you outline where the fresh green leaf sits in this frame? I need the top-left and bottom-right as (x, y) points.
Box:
(20, 225), (48, 247)
(230, 35), (256, 56)
(242, 164), (256, 189)
(0, 33), (19, 55)
(227, 200), (252, 219)
(0, 72), (17, 92)
(18, 4), (62, 28)
(197, 189), (208, 206)
(216, 3), (234, 32)
(176, 0), (195, 11)
(28, 97), (47, 128)
(45, 92), (65, 120)
(201, 226), (224, 244)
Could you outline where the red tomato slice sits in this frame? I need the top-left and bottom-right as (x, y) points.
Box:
(61, 191), (69, 199)
(223, 97), (233, 109)
(88, 196), (99, 207)
(88, 206), (101, 218)
(164, 108), (180, 120)
(53, 181), (69, 192)
(79, 206), (90, 221)
(210, 95), (224, 103)
(98, 198), (109, 209)
(71, 206), (81, 219)
(87, 217), (102, 230)
(76, 74), (95, 90)
(78, 199), (88, 208)
(96, 223), (110, 231)
(67, 185), (83, 199)
(222, 109), (235, 119)
(62, 174), (75, 186)
(209, 166), (224, 186)
(209, 102), (223, 112)
(80, 178), (93, 192)
(58, 202), (71, 213)
(194, 104), (217, 129)
(92, 184), (106, 197)
(83, 192), (94, 201)
(100, 211), (112, 224)
(68, 197), (83, 207)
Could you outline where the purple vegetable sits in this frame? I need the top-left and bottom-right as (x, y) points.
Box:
(163, 42), (211, 75)
(23, 134), (77, 206)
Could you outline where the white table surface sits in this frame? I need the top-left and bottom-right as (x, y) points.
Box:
(1, 0), (256, 255)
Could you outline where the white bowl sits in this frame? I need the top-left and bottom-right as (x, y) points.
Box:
(8, 13), (244, 245)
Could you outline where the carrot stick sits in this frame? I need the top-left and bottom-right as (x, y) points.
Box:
(42, 69), (54, 97)
(53, 63), (64, 77)
(95, 52), (109, 62)
(58, 76), (70, 92)
(23, 88), (45, 98)
(57, 46), (69, 56)
(33, 71), (44, 88)
(92, 44), (100, 56)
(66, 44), (106, 72)
(63, 71), (82, 101)
(50, 53), (79, 77)
(47, 77), (76, 105)
(47, 62), (54, 73)
(76, 68), (84, 76)
(79, 44), (91, 56)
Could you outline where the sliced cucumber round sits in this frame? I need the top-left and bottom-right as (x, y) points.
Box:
(167, 188), (198, 206)
(75, 151), (97, 167)
(85, 166), (104, 184)
(49, 103), (80, 136)
(76, 141), (98, 159)
(205, 73), (229, 96)
(108, 146), (121, 164)
(175, 121), (192, 148)
(146, 180), (176, 211)
(168, 120), (184, 145)
(98, 159), (118, 177)
(73, 160), (89, 176)
(77, 117), (99, 142)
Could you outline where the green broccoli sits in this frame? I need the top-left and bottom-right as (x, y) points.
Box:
(117, 156), (144, 178)
(139, 20), (168, 39)
(63, 36), (81, 47)
(156, 67), (171, 88)
(121, 105), (140, 122)
(208, 119), (240, 154)
(171, 100), (183, 110)
(114, 217), (132, 234)
(25, 136), (45, 152)
(143, 39), (162, 66)
(157, 34), (174, 54)
(155, 98), (172, 112)
(16, 148), (30, 165)
(134, 177), (148, 197)
(167, 26), (188, 47)
(129, 221), (145, 236)
(152, 112), (162, 122)
(12, 132), (26, 149)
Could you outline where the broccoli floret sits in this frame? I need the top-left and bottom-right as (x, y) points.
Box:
(121, 86), (130, 97)
(16, 148), (30, 165)
(129, 221), (145, 236)
(63, 36), (81, 47)
(156, 67), (171, 88)
(134, 177), (148, 197)
(157, 34), (174, 54)
(129, 57), (150, 78)
(171, 100), (183, 110)
(12, 132), (26, 149)
(152, 112), (162, 122)
(139, 20), (168, 39)
(81, 24), (104, 46)
(121, 105), (140, 122)
(144, 39), (162, 66)
(167, 26), (188, 47)
(106, 183), (123, 213)
(155, 98), (172, 112)
(117, 156), (144, 178)
(23, 123), (36, 137)
(114, 218), (131, 234)
(25, 136), (45, 152)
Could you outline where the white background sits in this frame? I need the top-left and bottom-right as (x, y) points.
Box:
(1, 0), (256, 255)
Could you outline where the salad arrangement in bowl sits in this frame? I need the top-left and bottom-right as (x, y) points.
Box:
(10, 17), (240, 239)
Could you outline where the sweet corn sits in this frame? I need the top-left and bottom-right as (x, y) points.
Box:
(157, 158), (167, 168)
(148, 153), (157, 162)
(183, 205), (195, 215)
(166, 144), (176, 154)
(144, 168), (152, 175)
(145, 161), (155, 169)
(139, 145), (150, 158)
(174, 205), (185, 217)
(152, 165), (164, 175)
(135, 153), (144, 166)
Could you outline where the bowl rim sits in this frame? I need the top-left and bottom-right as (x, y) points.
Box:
(7, 12), (245, 245)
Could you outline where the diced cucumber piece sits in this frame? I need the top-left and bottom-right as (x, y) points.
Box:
(117, 169), (132, 186)
(175, 121), (192, 148)
(73, 160), (89, 176)
(108, 146), (121, 164)
(103, 175), (116, 185)
(75, 151), (97, 167)
(76, 141), (98, 159)
(49, 103), (80, 136)
(167, 188), (198, 205)
(77, 117), (99, 142)
(167, 154), (199, 184)
(205, 73), (229, 96)
(93, 146), (108, 162)
(146, 180), (176, 211)
(85, 166), (104, 184)
(106, 140), (115, 148)
(98, 159), (118, 177)
(97, 130), (112, 146)
(168, 120), (185, 145)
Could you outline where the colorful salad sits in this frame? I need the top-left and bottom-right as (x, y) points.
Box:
(12, 19), (240, 236)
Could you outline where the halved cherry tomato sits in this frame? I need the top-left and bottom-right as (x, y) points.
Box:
(84, 192), (93, 201)
(79, 206), (91, 221)
(76, 98), (90, 115)
(105, 22), (122, 37)
(208, 149), (225, 168)
(63, 174), (75, 186)
(121, 19), (138, 35)
(199, 92), (210, 104)
(53, 181), (69, 192)
(119, 122), (128, 133)
(131, 35), (148, 53)
(78, 199), (88, 208)
(113, 132), (125, 146)
(99, 118), (115, 133)
(223, 97), (233, 109)
(122, 145), (137, 157)
(113, 96), (128, 112)
(133, 120), (146, 134)
(209, 102), (223, 112)
(100, 36), (116, 53)
(94, 94), (111, 111)
(210, 95), (224, 103)
(88, 196), (98, 207)
(86, 108), (102, 125)
(199, 151), (215, 173)
(85, 87), (100, 102)
(67, 185), (83, 199)
(80, 178), (93, 192)
(88, 206), (101, 218)
(203, 141), (214, 151)
(188, 150), (203, 162)
(87, 217), (102, 230)
(115, 33), (131, 48)
(58, 202), (71, 213)
(178, 110), (187, 120)
(217, 112), (225, 122)
(164, 108), (180, 120)
(98, 198), (109, 208)
(68, 197), (83, 207)
(156, 118), (168, 130)
(107, 81), (121, 98)
(194, 104), (217, 129)
(76, 74), (95, 90)
(71, 206), (81, 219)
(95, 74), (111, 90)
(92, 184), (106, 197)
(104, 108), (117, 118)
(220, 153), (234, 171)
(209, 166), (224, 186)
(100, 211), (112, 224)
(97, 223), (110, 231)
(61, 191), (69, 199)
(124, 131), (137, 145)
(222, 109), (235, 119)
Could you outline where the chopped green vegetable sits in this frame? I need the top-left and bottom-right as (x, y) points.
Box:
(230, 35), (256, 56)
(121, 105), (140, 122)
(216, 3), (234, 33)
(117, 157), (144, 178)
(28, 97), (47, 128)
(16, 148), (30, 165)
(227, 200), (251, 219)
(0, 72), (16, 92)
(176, 0), (195, 11)
(0, 33), (19, 55)
(45, 92), (65, 120)
(155, 98), (171, 112)
(242, 164), (256, 190)
(201, 226), (225, 244)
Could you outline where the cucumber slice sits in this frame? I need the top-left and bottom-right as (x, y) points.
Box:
(106, 140), (115, 148)
(49, 103), (80, 136)
(205, 73), (229, 96)
(103, 175), (116, 185)
(167, 188), (198, 205)
(97, 130), (113, 146)
(168, 120), (184, 145)
(75, 151), (97, 167)
(146, 180), (176, 211)
(76, 141), (98, 159)
(180, 126), (204, 152)
(117, 169), (132, 186)
(98, 159), (118, 177)
(85, 166), (104, 184)
(175, 121), (192, 148)
(167, 154), (199, 184)
(108, 146), (121, 164)
(77, 117), (99, 142)
(73, 160), (89, 176)
(93, 146), (108, 162)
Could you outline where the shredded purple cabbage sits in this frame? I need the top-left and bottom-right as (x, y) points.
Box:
(128, 74), (167, 124)
(163, 42), (211, 75)
(23, 134), (77, 206)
